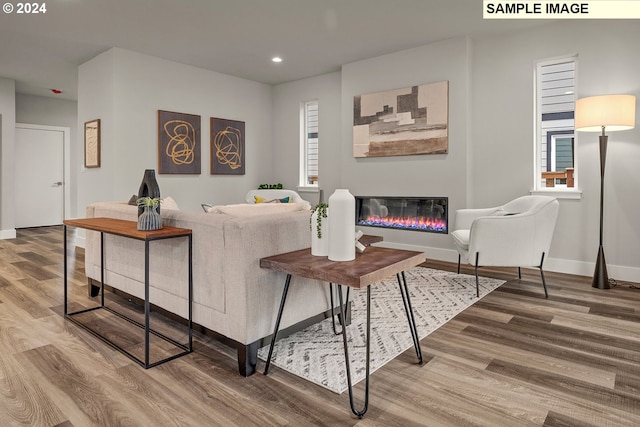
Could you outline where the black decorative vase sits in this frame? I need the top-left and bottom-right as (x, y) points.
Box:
(137, 169), (161, 217)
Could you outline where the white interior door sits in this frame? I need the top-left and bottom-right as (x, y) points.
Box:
(15, 126), (64, 228)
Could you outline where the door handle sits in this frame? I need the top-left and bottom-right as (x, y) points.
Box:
(52, 181), (63, 187)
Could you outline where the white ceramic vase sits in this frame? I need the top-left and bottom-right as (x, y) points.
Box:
(311, 207), (329, 256)
(328, 189), (355, 261)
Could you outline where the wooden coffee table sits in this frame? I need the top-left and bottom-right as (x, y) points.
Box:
(260, 245), (426, 418)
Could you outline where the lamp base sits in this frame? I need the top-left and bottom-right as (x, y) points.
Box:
(592, 245), (610, 289)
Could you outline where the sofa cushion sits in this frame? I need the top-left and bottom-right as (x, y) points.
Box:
(205, 202), (309, 216)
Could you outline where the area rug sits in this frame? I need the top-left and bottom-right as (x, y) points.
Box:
(257, 267), (505, 394)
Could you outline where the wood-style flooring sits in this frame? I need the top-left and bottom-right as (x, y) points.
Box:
(1, 226), (640, 426)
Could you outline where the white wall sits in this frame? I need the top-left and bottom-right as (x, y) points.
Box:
(471, 21), (640, 281)
(15, 94), (79, 217)
(340, 36), (470, 259)
(271, 21), (640, 282)
(0, 77), (16, 238)
(77, 48), (273, 213)
(272, 71), (342, 200)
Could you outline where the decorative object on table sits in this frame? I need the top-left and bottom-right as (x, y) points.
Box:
(84, 119), (101, 168)
(258, 183), (283, 189)
(575, 94), (636, 289)
(136, 196), (162, 231)
(310, 203), (329, 256)
(158, 110), (201, 174)
(354, 230), (366, 253)
(328, 189), (355, 261)
(137, 169), (161, 217)
(210, 117), (245, 175)
(352, 81), (448, 158)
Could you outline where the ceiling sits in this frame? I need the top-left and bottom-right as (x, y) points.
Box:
(0, 0), (550, 101)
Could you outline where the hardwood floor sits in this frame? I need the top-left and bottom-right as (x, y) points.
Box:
(1, 226), (640, 426)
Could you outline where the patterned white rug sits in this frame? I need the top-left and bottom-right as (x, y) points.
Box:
(257, 267), (505, 394)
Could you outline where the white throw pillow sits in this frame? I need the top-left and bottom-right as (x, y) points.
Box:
(204, 202), (309, 216)
(161, 196), (180, 210)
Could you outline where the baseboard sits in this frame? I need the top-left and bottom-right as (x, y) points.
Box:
(545, 257), (640, 284)
(0, 228), (16, 239)
(375, 241), (459, 263)
(376, 241), (640, 284)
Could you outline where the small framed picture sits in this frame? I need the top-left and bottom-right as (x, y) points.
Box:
(84, 119), (101, 168)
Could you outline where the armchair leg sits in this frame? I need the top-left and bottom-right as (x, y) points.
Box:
(538, 253), (549, 299)
(474, 253), (480, 298)
(457, 254), (461, 274)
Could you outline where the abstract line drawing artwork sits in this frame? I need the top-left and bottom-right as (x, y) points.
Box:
(158, 110), (201, 174)
(210, 117), (245, 175)
(84, 118), (101, 168)
(352, 80), (449, 158)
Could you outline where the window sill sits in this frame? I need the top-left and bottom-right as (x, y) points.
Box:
(530, 188), (582, 200)
(297, 186), (319, 193)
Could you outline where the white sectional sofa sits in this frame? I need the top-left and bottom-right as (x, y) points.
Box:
(83, 201), (332, 376)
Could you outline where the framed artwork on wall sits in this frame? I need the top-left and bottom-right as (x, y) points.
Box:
(352, 80), (449, 158)
(84, 119), (101, 168)
(210, 117), (245, 175)
(158, 110), (201, 174)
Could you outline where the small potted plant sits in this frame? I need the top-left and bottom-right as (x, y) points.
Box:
(136, 196), (162, 231)
(310, 203), (329, 256)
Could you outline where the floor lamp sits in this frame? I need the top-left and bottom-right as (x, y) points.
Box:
(575, 94), (636, 289)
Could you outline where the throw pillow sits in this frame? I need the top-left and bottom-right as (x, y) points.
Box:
(161, 196), (180, 210)
(254, 195), (291, 204)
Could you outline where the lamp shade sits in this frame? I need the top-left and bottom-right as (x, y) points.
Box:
(575, 94), (636, 132)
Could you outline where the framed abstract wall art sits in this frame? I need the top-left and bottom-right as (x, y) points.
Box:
(158, 110), (201, 174)
(352, 81), (449, 158)
(84, 119), (101, 168)
(210, 117), (245, 175)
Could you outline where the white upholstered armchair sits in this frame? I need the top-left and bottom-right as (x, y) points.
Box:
(451, 196), (559, 298)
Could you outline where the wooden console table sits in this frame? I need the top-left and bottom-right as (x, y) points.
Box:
(261, 246), (426, 418)
(63, 217), (193, 368)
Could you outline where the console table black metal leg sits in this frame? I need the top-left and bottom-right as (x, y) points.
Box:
(188, 234), (193, 350)
(396, 272), (423, 364)
(338, 284), (370, 419)
(144, 240), (151, 368)
(100, 232), (105, 307)
(63, 225), (68, 315)
(264, 273), (292, 375)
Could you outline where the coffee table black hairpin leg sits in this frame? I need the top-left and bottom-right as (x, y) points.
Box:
(337, 284), (370, 419)
(396, 272), (423, 364)
(329, 283), (350, 335)
(264, 274), (292, 375)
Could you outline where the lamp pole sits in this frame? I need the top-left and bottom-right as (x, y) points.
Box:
(575, 94), (636, 290)
(593, 126), (609, 289)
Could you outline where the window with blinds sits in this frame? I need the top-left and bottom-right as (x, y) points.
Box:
(535, 56), (578, 191)
(301, 100), (319, 186)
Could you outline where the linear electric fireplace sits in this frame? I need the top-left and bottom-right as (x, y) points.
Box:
(355, 196), (448, 234)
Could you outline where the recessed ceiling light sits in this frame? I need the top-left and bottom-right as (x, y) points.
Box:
(272, 57), (282, 63)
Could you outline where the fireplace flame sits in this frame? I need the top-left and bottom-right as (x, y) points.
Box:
(359, 215), (447, 232)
